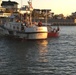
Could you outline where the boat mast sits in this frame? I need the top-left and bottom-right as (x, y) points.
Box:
(28, 0), (33, 26)
(20, 0), (23, 22)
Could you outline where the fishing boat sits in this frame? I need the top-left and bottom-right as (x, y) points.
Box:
(0, 0), (48, 40)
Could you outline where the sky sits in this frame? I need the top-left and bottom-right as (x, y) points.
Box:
(2, 0), (76, 16)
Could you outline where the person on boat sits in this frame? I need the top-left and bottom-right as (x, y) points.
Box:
(57, 26), (60, 31)
(38, 20), (42, 26)
(23, 20), (27, 26)
(56, 26), (60, 32)
(21, 24), (24, 31)
(52, 28), (56, 32)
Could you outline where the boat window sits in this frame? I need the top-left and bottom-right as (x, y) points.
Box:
(13, 26), (15, 29)
(9, 31), (13, 35)
(21, 24), (24, 30)
(17, 27), (19, 30)
(10, 18), (13, 22)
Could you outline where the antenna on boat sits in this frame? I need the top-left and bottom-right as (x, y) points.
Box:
(46, 10), (47, 26)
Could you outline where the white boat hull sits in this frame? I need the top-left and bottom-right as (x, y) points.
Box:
(17, 32), (47, 39)
(0, 26), (48, 40)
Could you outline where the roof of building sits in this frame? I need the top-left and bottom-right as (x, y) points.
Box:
(1, 1), (18, 6)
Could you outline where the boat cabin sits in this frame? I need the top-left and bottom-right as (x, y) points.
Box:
(4, 16), (25, 31)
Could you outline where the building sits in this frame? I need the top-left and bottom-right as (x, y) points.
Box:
(33, 9), (51, 19)
(1, 0), (18, 13)
(0, 0), (18, 25)
(0, 0), (5, 13)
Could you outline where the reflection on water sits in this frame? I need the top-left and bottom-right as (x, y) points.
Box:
(37, 40), (48, 63)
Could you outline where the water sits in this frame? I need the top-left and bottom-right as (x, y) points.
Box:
(0, 26), (76, 75)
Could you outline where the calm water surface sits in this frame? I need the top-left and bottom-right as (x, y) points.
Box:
(0, 26), (76, 75)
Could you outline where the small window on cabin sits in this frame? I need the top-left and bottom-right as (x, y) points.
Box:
(13, 26), (15, 29)
(10, 18), (13, 22)
(17, 27), (19, 30)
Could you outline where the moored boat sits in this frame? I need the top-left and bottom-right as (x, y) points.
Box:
(42, 23), (60, 37)
(0, 0), (48, 40)
(0, 17), (48, 40)
(48, 31), (59, 37)
(48, 26), (60, 37)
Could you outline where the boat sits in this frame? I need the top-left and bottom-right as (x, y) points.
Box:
(0, 17), (48, 40)
(0, 0), (48, 40)
(42, 9), (60, 38)
(42, 23), (60, 37)
(47, 25), (60, 37)
(0, 0), (60, 39)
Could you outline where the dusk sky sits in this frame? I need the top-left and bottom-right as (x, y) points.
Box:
(3, 0), (76, 16)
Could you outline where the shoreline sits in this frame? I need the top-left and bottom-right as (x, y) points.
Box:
(32, 19), (76, 26)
